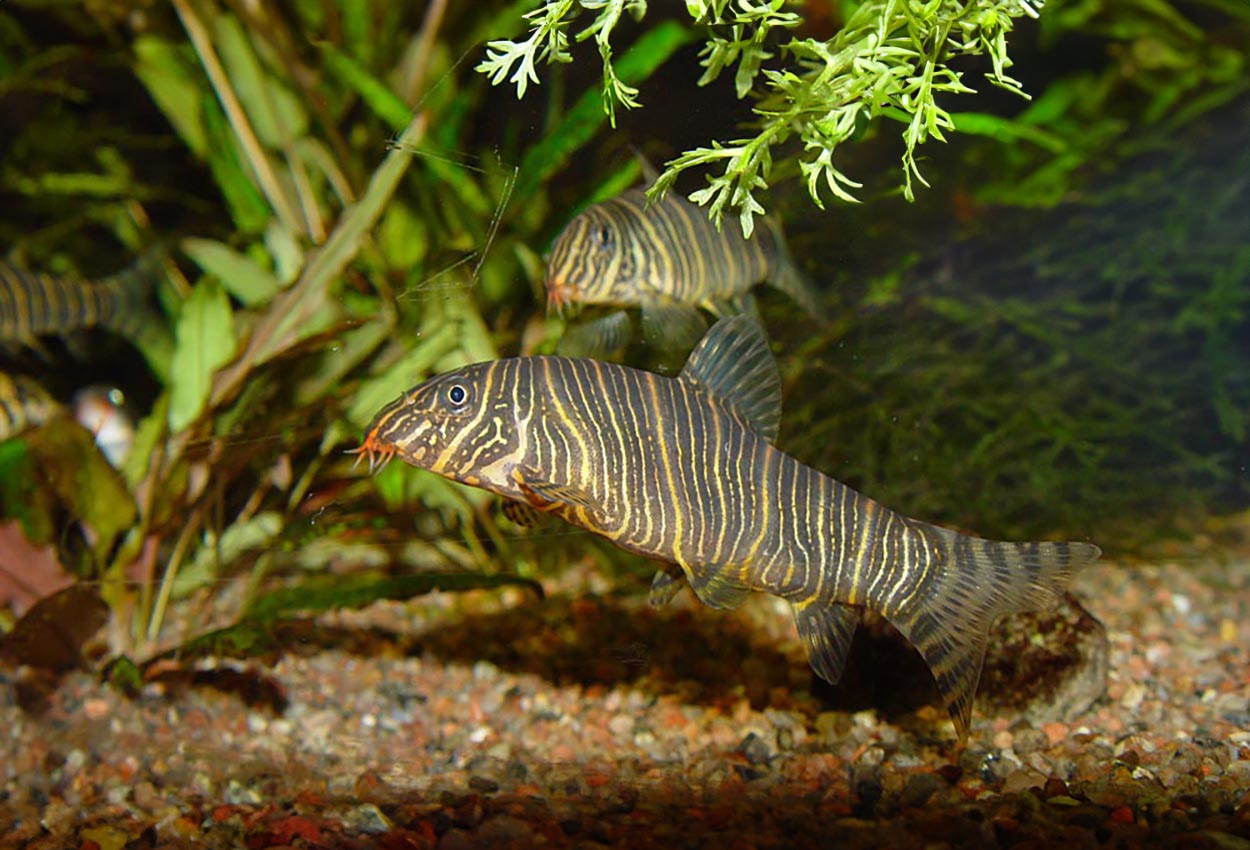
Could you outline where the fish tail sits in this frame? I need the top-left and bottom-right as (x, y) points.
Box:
(758, 218), (823, 321)
(882, 521), (1100, 737)
(99, 248), (165, 340)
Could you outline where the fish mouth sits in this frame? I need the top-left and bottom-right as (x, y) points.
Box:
(347, 434), (397, 474)
(546, 278), (577, 317)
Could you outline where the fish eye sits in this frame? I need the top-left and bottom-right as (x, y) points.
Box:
(595, 224), (612, 248)
(444, 383), (470, 410)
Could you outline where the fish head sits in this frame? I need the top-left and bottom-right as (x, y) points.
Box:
(545, 205), (633, 314)
(353, 361), (527, 500)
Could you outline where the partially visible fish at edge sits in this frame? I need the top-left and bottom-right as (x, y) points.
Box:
(0, 371), (58, 444)
(0, 254), (163, 349)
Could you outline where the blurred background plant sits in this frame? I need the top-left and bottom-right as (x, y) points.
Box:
(0, 0), (1246, 666)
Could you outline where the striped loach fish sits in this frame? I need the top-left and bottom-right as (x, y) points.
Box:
(0, 255), (161, 350)
(546, 189), (822, 353)
(0, 371), (59, 443)
(355, 316), (1100, 737)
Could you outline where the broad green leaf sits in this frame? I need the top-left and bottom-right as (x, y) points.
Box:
(172, 511), (284, 598)
(244, 570), (543, 623)
(588, 160), (644, 206)
(341, 0), (373, 66)
(0, 438), (55, 544)
(25, 418), (137, 566)
(435, 290), (497, 366)
(318, 41), (411, 129)
(347, 293), (498, 430)
(950, 112), (1067, 153)
(182, 237), (282, 307)
(265, 220), (304, 285)
(293, 317), (391, 407)
(213, 14), (308, 148)
(169, 279), (237, 432)
(372, 464), (489, 515)
(202, 92), (272, 234)
(132, 35), (207, 156)
(121, 395), (169, 489)
(378, 201), (429, 270)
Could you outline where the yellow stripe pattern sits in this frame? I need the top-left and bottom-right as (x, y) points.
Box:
(359, 353), (1100, 737)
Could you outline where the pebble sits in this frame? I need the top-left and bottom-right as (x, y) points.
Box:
(3, 558), (1248, 848)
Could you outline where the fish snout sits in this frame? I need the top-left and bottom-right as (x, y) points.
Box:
(546, 278), (578, 317)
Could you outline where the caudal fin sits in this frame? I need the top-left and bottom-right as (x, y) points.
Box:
(100, 247), (174, 372)
(883, 523), (1100, 737)
(757, 217), (823, 321)
(100, 249), (165, 340)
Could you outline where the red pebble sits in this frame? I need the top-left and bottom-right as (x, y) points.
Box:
(1109, 805), (1135, 824)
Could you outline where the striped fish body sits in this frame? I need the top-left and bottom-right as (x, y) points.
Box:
(0, 258), (156, 346)
(0, 371), (59, 443)
(358, 317), (1100, 737)
(546, 189), (821, 321)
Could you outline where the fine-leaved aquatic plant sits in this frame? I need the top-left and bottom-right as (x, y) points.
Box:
(478, 0), (1045, 234)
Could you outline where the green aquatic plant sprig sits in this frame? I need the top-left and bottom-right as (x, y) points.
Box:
(479, 0), (1045, 234)
(477, 0), (650, 125)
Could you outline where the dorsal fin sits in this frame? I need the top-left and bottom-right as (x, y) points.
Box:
(678, 315), (781, 443)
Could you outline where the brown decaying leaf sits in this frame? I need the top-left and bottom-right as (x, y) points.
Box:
(0, 583), (109, 672)
(0, 519), (73, 613)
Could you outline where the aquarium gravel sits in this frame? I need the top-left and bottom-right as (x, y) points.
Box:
(1, 553), (1247, 848)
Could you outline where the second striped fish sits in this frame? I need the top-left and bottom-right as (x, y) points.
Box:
(546, 189), (821, 352)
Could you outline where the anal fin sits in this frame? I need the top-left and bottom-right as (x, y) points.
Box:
(648, 565), (685, 607)
(501, 500), (552, 529)
(793, 602), (860, 686)
(886, 607), (988, 739)
(687, 566), (751, 610)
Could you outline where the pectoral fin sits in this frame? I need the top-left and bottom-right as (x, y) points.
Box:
(557, 310), (632, 359)
(649, 566), (685, 607)
(793, 602), (861, 686)
(514, 470), (596, 512)
(501, 500), (553, 528)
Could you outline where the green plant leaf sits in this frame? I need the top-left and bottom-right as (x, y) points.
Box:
(318, 40), (411, 130)
(347, 321), (459, 429)
(377, 201), (429, 270)
(24, 419), (137, 566)
(213, 14), (308, 148)
(121, 395), (169, 490)
(243, 570), (543, 623)
(172, 511), (284, 599)
(182, 237), (282, 307)
(169, 279), (238, 432)
(131, 34), (207, 157)
(950, 112), (1068, 153)
(202, 91), (272, 234)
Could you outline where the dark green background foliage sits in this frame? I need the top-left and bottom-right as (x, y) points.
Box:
(0, 0), (1247, 647)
